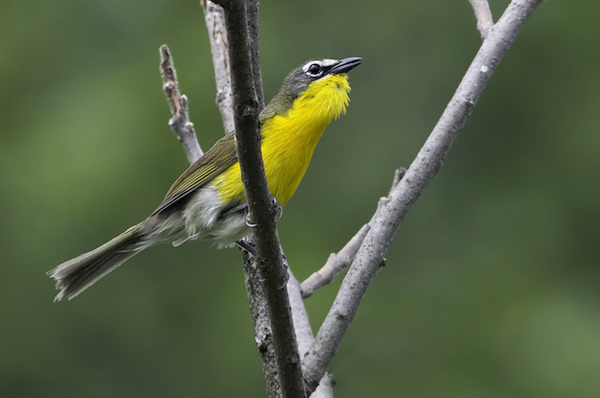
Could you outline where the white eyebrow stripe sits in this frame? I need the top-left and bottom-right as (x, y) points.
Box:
(302, 59), (338, 72)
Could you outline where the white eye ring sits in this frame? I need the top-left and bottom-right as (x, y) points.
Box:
(305, 62), (324, 77)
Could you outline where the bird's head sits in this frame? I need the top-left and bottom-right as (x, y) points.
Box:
(261, 57), (362, 122)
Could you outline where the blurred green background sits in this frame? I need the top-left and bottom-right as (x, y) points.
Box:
(2, 0), (600, 396)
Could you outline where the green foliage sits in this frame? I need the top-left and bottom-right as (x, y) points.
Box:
(2, 1), (599, 396)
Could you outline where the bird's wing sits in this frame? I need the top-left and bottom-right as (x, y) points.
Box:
(152, 133), (238, 215)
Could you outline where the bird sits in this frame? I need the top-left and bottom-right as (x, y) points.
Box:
(48, 56), (362, 301)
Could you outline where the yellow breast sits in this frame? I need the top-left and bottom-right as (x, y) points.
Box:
(212, 73), (351, 206)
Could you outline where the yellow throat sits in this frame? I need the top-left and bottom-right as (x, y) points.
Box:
(212, 72), (352, 206)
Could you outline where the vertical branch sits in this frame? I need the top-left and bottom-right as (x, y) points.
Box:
(301, 0), (544, 392)
(203, 1), (305, 396)
(210, 0), (305, 397)
(245, 0), (264, 108)
(242, 250), (283, 397)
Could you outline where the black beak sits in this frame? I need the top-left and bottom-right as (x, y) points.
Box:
(329, 57), (362, 75)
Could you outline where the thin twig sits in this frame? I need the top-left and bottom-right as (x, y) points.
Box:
(388, 167), (407, 195)
(301, 0), (544, 393)
(300, 225), (370, 299)
(299, 167), (405, 299)
(468, 0), (495, 39)
(201, 1), (235, 134)
(159, 44), (203, 163)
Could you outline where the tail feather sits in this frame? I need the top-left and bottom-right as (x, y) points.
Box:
(49, 223), (147, 301)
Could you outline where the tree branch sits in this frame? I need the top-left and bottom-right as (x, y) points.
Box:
(201, 1), (235, 134)
(202, 2), (284, 394)
(300, 167), (405, 299)
(211, 0), (305, 397)
(202, 1), (316, 396)
(301, 0), (544, 392)
(159, 44), (203, 163)
(468, 0), (494, 39)
(287, 273), (334, 398)
(241, 250), (283, 397)
(300, 224), (370, 299)
(245, 0), (264, 108)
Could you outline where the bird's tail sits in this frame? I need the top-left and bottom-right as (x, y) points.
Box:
(48, 223), (149, 302)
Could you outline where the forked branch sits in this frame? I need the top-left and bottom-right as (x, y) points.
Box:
(301, 0), (544, 392)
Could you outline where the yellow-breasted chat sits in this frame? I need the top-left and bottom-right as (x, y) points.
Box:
(49, 57), (362, 301)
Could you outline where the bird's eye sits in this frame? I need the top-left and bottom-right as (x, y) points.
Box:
(306, 63), (323, 77)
